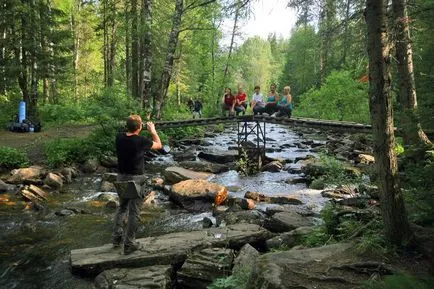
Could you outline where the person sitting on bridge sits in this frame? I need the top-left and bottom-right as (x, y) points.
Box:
(276, 86), (293, 118)
(113, 115), (162, 255)
(265, 83), (279, 115)
(221, 87), (235, 116)
(234, 85), (248, 116)
(192, 98), (203, 119)
(251, 85), (265, 115)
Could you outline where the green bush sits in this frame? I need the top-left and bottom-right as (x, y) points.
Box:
(317, 154), (362, 186)
(44, 138), (92, 167)
(0, 146), (30, 169)
(294, 70), (370, 123)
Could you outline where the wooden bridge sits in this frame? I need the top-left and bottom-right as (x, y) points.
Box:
(154, 115), (372, 132)
(154, 116), (372, 168)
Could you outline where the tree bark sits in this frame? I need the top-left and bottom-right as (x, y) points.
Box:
(365, 0), (412, 246)
(125, 0), (132, 94)
(155, 0), (183, 119)
(392, 0), (431, 146)
(222, 0), (241, 89)
(341, 0), (351, 65)
(131, 0), (139, 98)
(140, 0), (153, 113)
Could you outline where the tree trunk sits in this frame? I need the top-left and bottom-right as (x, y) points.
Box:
(222, 0), (240, 89)
(140, 0), (153, 113)
(125, 0), (131, 94)
(365, 0), (411, 246)
(154, 0), (183, 119)
(341, 0), (351, 65)
(392, 0), (431, 146)
(71, 0), (81, 100)
(131, 0), (139, 98)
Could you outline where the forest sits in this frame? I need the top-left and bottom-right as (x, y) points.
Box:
(0, 0), (434, 288)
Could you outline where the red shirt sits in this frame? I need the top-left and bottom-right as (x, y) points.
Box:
(224, 94), (234, 106)
(235, 92), (247, 103)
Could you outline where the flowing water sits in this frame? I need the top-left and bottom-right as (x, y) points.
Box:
(0, 123), (328, 289)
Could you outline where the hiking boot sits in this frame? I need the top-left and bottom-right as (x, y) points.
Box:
(124, 242), (142, 255)
(112, 235), (122, 248)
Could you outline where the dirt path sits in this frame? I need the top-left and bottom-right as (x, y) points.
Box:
(0, 125), (96, 164)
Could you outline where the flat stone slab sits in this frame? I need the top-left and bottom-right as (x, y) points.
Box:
(94, 265), (173, 289)
(70, 224), (272, 276)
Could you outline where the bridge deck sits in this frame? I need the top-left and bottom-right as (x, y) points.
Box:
(155, 115), (372, 132)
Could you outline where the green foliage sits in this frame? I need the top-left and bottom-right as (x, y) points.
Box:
(363, 274), (434, 289)
(295, 70), (370, 123)
(309, 178), (326, 189)
(235, 149), (258, 176)
(0, 146), (30, 169)
(302, 226), (334, 247)
(317, 154), (362, 186)
(44, 138), (91, 167)
(207, 265), (251, 289)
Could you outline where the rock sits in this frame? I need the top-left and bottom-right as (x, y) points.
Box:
(81, 159), (99, 173)
(301, 159), (326, 178)
(202, 217), (213, 228)
(286, 167), (302, 174)
(244, 191), (269, 202)
(261, 161), (283, 172)
(356, 153), (375, 164)
(198, 150), (238, 164)
(232, 244), (260, 276)
(266, 226), (315, 250)
(285, 176), (308, 184)
(70, 224), (272, 276)
(44, 172), (63, 189)
(7, 166), (46, 184)
(101, 173), (118, 183)
(242, 198), (256, 210)
(99, 155), (118, 168)
(55, 209), (75, 216)
(179, 160), (229, 174)
(344, 165), (362, 178)
(21, 189), (44, 202)
(94, 266), (173, 289)
(177, 248), (234, 289)
(265, 211), (313, 233)
(170, 180), (227, 211)
(268, 195), (303, 205)
(96, 193), (119, 203)
(0, 180), (15, 192)
(100, 181), (115, 192)
(248, 242), (384, 289)
(105, 200), (118, 209)
(216, 210), (267, 227)
(164, 166), (214, 184)
(59, 168), (72, 183)
(321, 186), (356, 199)
(143, 191), (157, 207)
(172, 147), (197, 162)
(151, 177), (164, 189)
(27, 184), (48, 200)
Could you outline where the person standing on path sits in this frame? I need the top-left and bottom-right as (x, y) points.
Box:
(112, 115), (162, 255)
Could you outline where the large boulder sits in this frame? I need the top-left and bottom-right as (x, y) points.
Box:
(179, 160), (229, 174)
(216, 210), (267, 227)
(232, 243), (260, 276)
(177, 248), (234, 289)
(95, 266), (173, 289)
(198, 150), (238, 164)
(100, 181), (116, 192)
(70, 224), (272, 276)
(81, 159), (99, 173)
(261, 161), (283, 173)
(0, 180), (15, 192)
(44, 172), (63, 189)
(101, 173), (118, 183)
(244, 191), (303, 205)
(172, 147), (197, 162)
(99, 155), (118, 168)
(164, 166), (214, 184)
(247, 242), (386, 289)
(266, 226), (315, 251)
(170, 179), (227, 211)
(264, 211), (313, 233)
(7, 166), (46, 184)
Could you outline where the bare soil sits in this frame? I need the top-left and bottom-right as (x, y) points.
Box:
(0, 125), (95, 164)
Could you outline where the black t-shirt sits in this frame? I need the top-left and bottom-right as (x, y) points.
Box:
(116, 133), (153, 175)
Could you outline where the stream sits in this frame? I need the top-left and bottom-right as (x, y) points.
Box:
(0, 123), (330, 289)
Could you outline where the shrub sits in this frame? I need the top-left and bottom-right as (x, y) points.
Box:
(363, 274), (434, 289)
(44, 138), (91, 167)
(295, 70), (370, 123)
(0, 146), (30, 169)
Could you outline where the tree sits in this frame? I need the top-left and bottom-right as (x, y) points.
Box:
(365, 0), (412, 246)
(140, 0), (153, 112)
(392, 0), (431, 146)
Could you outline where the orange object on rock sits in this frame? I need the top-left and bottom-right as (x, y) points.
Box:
(214, 187), (228, 206)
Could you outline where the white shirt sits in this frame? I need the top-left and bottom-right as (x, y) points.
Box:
(251, 92), (264, 103)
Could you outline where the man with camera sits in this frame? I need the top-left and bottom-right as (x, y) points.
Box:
(112, 115), (162, 255)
